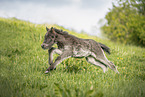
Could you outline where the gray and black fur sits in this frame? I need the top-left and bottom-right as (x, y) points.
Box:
(99, 43), (110, 54)
(41, 27), (119, 73)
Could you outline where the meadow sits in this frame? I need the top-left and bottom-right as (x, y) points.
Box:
(0, 18), (145, 97)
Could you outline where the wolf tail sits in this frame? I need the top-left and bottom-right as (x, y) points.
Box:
(99, 43), (111, 54)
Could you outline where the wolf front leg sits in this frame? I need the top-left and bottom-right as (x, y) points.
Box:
(48, 47), (62, 65)
(45, 51), (71, 73)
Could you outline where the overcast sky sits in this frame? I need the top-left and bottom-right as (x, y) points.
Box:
(0, 0), (114, 36)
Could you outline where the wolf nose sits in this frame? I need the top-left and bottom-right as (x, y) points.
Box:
(41, 44), (44, 48)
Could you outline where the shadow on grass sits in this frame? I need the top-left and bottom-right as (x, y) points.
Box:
(63, 65), (87, 74)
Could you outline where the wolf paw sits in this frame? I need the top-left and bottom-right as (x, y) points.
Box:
(44, 67), (56, 74)
(45, 71), (49, 74)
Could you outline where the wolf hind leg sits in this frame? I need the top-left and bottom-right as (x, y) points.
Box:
(109, 61), (119, 73)
(93, 57), (119, 73)
(92, 42), (119, 73)
(86, 56), (108, 73)
(91, 52), (119, 73)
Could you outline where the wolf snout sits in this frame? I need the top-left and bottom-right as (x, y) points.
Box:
(41, 44), (45, 49)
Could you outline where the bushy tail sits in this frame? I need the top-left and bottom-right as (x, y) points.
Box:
(99, 43), (110, 54)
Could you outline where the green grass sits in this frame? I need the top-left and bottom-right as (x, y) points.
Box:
(0, 17), (145, 97)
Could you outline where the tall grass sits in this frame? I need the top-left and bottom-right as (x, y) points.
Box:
(0, 17), (145, 97)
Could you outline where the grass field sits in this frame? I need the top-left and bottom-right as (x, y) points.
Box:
(0, 17), (145, 97)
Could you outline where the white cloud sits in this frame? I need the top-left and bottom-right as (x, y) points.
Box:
(0, 0), (113, 36)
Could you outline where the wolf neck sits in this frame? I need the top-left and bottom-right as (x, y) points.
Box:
(56, 33), (67, 49)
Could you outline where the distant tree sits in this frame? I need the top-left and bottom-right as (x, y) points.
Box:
(101, 0), (145, 46)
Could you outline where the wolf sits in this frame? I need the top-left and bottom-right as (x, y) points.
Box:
(41, 27), (119, 74)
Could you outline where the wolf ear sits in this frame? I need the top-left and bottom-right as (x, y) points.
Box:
(51, 27), (53, 30)
(51, 27), (56, 34)
(46, 27), (49, 31)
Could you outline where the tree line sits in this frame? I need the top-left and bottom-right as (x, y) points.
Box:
(101, 0), (145, 46)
